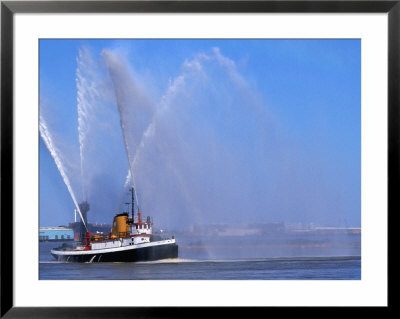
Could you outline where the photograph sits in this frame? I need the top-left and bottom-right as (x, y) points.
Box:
(39, 38), (361, 280)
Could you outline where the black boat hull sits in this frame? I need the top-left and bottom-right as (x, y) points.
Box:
(51, 242), (178, 263)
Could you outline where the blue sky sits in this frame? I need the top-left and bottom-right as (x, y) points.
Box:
(39, 39), (360, 229)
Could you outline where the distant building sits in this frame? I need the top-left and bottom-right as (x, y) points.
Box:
(313, 227), (361, 235)
(253, 222), (285, 234)
(39, 227), (74, 241)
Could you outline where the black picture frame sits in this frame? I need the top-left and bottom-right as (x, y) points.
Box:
(1, 0), (395, 317)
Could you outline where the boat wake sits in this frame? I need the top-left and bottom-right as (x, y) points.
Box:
(40, 256), (360, 265)
(135, 258), (196, 264)
(135, 256), (361, 264)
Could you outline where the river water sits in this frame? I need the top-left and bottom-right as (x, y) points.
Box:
(39, 232), (361, 280)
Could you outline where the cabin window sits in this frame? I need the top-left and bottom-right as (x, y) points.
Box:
(61, 235), (64, 239)
(55, 235), (58, 240)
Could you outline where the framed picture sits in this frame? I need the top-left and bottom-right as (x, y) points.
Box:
(1, 0), (394, 316)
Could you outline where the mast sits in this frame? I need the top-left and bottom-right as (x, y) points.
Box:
(130, 187), (135, 222)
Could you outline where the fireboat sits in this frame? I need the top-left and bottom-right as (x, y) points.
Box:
(50, 188), (178, 262)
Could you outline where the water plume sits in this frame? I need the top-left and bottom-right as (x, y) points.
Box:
(102, 48), (154, 208)
(127, 47), (277, 232)
(76, 46), (100, 200)
(39, 114), (88, 231)
(73, 45), (128, 221)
